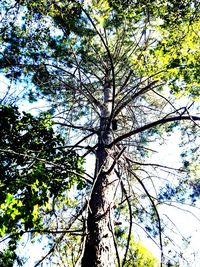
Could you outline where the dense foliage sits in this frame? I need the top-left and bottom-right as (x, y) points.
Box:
(0, 105), (84, 266)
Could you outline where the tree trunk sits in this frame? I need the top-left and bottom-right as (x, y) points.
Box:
(81, 137), (117, 267)
(82, 71), (117, 266)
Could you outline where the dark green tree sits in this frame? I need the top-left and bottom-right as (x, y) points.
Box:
(0, 105), (84, 266)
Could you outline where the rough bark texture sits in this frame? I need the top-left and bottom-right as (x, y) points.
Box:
(81, 161), (117, 266)
(82, 72), (117, 267)
(82, 142), (117, 266)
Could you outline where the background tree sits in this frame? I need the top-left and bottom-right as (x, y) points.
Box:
(0, 0), (200, 266)
(0, 104), (85, 266)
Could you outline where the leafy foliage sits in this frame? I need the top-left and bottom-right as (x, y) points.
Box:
(0, 105), (84, 264)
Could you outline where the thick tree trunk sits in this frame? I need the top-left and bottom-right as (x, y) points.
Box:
(81, 139), (117, 267)
(82, 71), (117, 266)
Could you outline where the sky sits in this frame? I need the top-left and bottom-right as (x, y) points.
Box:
(147, 133), (200, 266)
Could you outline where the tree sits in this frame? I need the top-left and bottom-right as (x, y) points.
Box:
(0, 105), (84, 266)
(0, 0), (200, 266)
(0, 107), (158, 266)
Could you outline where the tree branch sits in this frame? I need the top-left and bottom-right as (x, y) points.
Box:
(114, 80), (159, 117)
(53, 121), (97, 133)
(115, 169), (133, 267)
(108, 115), (200, 148)
(34, 203), (87, 267)
(0, 148), (93, 184)
(127, 168), (164, 267)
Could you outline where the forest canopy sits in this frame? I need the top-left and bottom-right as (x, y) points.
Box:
(0, 0), (200, 266)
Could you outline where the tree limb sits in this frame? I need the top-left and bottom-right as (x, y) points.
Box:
(108, 115), (200, 148)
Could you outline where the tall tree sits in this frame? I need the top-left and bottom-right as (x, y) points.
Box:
(0, 0), (200, 266)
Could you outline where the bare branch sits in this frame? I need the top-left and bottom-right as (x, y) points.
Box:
(114, 80), (160, 117)
(53, 121), (97, 133)
(34, 203), (87, 267)
(109, 115), (200, 148)
(127, 168), (164, 267)
(125, 156), (186, 173)
(115, 170), (133, 267)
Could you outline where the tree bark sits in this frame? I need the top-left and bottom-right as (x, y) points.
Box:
(82, 71), (117, 267)
(82, 136), (117, 266)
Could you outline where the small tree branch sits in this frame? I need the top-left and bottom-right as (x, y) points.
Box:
(127, 168), (164, 267)
(0, 148), (92, 184)
(125, 156), (186, 172)
(115, 169), (133, 267)
(34, 203), (87, 267)
(105, 147), (126, 175)
(53, 121), (97, 133)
